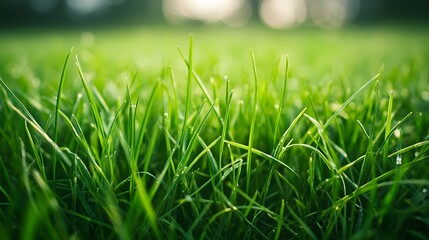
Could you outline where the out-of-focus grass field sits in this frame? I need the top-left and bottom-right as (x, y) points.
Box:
(1, 25), (428, 109)
(1, 25), (429, 239)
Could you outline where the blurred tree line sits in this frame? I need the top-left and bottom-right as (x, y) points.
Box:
(0, 0), (428, 28)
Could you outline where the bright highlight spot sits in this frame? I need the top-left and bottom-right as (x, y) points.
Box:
(260, 0), (307, 29)
(259, 0), (359, 29)
(396, 154), (402, 165)
(394, 129), (401, 139)
(162, 0), (251, 26)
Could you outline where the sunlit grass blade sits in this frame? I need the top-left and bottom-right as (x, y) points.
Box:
(161, 100), (216, 207)
(388, 140), (429, 158)
(53, 47), (73, 179)
(246, 48), (259, 193)
(75, 55), (107, 147)
(375, 111), (413, 157)
(218, 76), (233, 170)
(134, 81), (160, 164)
(178, 34), (194, 157)
(177, 45), (222, 123)
(323, 73), (380, 129)
(274, 107), (307, 158)
(273, 55), (289, 147)
(225, 140), (300, 179)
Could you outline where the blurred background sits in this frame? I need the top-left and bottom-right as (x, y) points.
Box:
(1, 0), (428, 29)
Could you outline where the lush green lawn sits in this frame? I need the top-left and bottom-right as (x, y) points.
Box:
(1, 24), (429, 239)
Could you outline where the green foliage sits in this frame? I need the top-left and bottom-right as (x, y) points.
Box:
(1, 25), (429, 239)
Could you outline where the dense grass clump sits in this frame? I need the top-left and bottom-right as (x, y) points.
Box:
(1, 26), (429, 239)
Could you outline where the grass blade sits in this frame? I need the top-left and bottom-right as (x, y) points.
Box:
(0, 78), (71, 167)
(246, 49), (259, 193)
(323, 73), (380, 129)
(53, 47), (73, 179)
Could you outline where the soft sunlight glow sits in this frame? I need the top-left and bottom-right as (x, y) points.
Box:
(260, 0), (359, 29)
(163, 0), (251, 26)
(260, 0), (307, 29)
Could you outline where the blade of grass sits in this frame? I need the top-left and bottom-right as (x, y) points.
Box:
(134, 81), (160, 165)
(177, 45), (222, 123)
(0, 78), (71, 167)
(218, 76), (233, 170)
(383, 90), (394, 169)
(225, 140), (300, 179)
(75, 55), (107, 148)
(274, 199), (285, 240)
(246, 49), (259, 193)
(273, 55), (289, 147)
(285, 204), (317, 240)
(178, 34), (194, 157)
(323, 73), (380, 129)
(53, 47), (73, 180)
(24, 122), (46, 180)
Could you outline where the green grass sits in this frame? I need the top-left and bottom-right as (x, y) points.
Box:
(1, 24), (429, 239)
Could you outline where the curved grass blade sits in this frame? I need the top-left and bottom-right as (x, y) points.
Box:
(225, 140), (300, 179)
(273, 55), (289, 147)
(53, 47), (73, 179)
(75, 55), (107, 147)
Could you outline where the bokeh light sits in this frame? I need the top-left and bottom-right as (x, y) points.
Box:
(260, 0), (307, 29)
(161, 0), (360, 29)
(162, 0), (251, 26)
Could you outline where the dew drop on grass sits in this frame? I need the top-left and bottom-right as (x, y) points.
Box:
(396, 154), (402, 165)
